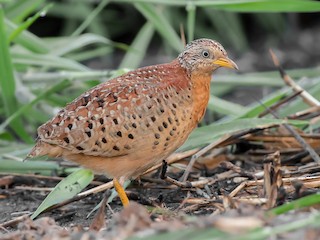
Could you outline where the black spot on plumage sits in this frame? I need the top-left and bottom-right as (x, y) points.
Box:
(113, 119), (118, 125)
(110, 93), (118, 103)
(82, 95), (90, 106)
(67, 124), (73, 130)
(76, 146), (84, 151)
(151, 116), (156, 122)
(113, 146), (120, 151)
(97, 98), (104, 107)
(117, 131), (122, 137)
(132, 123), (137, 128)
(99, 118), (104, 124)
(128, 134), (134, 139)
(63, 137), (70, 143)
(88, 122), (93, 129)
(85, 131), (91, 137)
(102, 137), (107, 143)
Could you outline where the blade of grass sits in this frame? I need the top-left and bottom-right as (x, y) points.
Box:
(119, 21), (154, 69)
(71, 0), (109, 36)
(0, 79), (72, 133)
(12, 52), (89, 71)
(186, 2), (196, 42)
(115, 0), (320, 12)
(48, 33), (113, 56)
(208, 95), (248, 116)
(267, 193), (320, 217)
(134, 2), (183, 52)
(8, 4), (53, 43)
(5, 18), (49, 53)
(180, 118), (307, 151)
(4, 0), (44, 23)
(0, 6), (32, 143)
(31, 169), (94, 219)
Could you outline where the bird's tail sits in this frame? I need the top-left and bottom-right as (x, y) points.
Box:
(24, 140), (50, 161)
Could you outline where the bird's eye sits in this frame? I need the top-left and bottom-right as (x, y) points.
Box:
(202, 50), (210, 58)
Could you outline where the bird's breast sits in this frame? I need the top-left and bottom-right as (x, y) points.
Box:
(190, 74), (212, 123)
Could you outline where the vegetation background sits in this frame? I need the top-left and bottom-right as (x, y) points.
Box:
(1, 0), (320, 239)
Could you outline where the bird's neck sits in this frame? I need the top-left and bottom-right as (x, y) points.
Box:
(190, 72), (212, 123)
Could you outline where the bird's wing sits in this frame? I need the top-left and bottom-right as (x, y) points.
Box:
(37, 61), (192, 158)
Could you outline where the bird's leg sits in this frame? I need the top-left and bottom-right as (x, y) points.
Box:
(113, 178), (129, 207)
(160, 160), (168, 179)
(160, 160), (193, 188)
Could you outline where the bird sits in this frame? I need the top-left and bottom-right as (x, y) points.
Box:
(27, 38), (238, 206)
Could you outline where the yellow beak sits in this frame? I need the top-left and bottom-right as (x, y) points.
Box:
(213, 57), (239, 70)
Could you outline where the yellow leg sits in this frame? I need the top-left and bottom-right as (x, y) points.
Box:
(113, 178), (129, 207)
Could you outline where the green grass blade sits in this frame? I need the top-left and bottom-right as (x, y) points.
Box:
(268, 193), (320, 216)
(12, 52), (89, 71)
(208, 95), (248, 116)
(115, 0), (320, 12)
(119, 21), (154, 69)
(181, 118), (307, 151)
(5, 18), (49, 53)
(0, 159), (60, 174)
(0, 79), (72, 132)
(211, 0), (320, 12)
(0, 6), (32, 143)
(48, 33), (113, 56)
(71, 0), (109, 36)
(31, 169), (94, 219)
(186, 2), (196, 42)
(4, 0), (44, 23)
(134, 2), (183, 52)
(8, 4), (52, 43)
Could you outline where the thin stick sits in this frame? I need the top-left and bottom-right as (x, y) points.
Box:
(269, 49), (320, 107)
(0, 214), (30, 228)
(255, 98), (320, 164)
(258, 90), (303, 117)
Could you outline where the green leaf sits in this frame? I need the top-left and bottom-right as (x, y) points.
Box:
(181, 118), (307, 151)
(186, 2), (196, 42)
(31, 169), (94, 219)
(71, 0), (110, 36)
(0, 159), (60, 174)
(5, 18), (49, 53)
(0, 6), (32, 142)
(268, 193), (320, 216)
(0, 79), (71, 132)
(134, 2), (183, 52)
(208, 95), (248, 116)
(212, 0), (320, 13)
(12, 52), (89, 71)
(48, 33), (113, 57)
(4, 0), (44, 23)
(115, 0), (320, 13)
(119, 21), (154, 69)
(8, 4), (53, 43)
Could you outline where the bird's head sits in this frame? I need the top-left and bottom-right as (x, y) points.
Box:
(178, 38), (238, 76)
